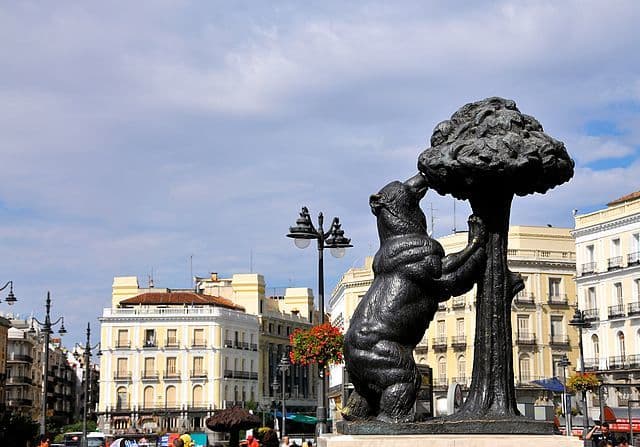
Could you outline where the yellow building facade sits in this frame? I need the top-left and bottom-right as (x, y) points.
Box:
(574, 191), (640, 409)
(98, 277), (260, 436)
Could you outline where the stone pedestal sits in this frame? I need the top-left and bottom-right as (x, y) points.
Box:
(318, 434), (583, 447)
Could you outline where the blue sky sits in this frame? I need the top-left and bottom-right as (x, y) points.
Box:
(1, 0), (640, 346)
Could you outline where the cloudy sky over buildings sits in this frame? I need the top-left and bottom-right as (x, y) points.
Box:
(1, 1), (640, 345)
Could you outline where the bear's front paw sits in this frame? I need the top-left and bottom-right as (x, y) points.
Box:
(468, 215), (487, 245)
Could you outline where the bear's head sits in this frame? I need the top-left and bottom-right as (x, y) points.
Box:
(370, 173), (428, 240)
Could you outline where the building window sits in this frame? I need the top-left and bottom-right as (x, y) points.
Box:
(117, 329), (129, 348)
(456, 318), (465, 336)
(519, 355), (531, 382)
(549, 278), (561, 299)
(438, 356), (446, 384)
(457, 355), (466, 381)
(193, 328), (205, 347)
(618, 332), (626, 358)
(586, 245), (595, 263)
(143, 386), (154, 408)
(552, 354), (564, 378)
(144, 329), (156, 347)
(166, 385), (176, 407)
(587, 287), (597, 310)
(193, 385), (203, 406)
(144, 357), (154, 375)
(437, 320), (446, 338)
(550, 316), (564, 342)
(116, 358), (128, 376)
(614, 283), (623, 307)
(591, 334), (600, 360)
(116, 387), (128, 410)
(517, 315), (530, 335)
(166, 357), (176, 375)
(193, 356), (204, 374)
(167, 329), (177, 346)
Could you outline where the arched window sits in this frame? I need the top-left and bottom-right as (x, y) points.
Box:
(457, 355), (466, 382)
(438, 356), (446, 385)
(143, 386), (154, 408)
(192, 385), (203, 406)
(116, 386), (128, 410)
(519, 354), (531, 382)
(166, 386), (176, 407)
(591, 334), (600, 360)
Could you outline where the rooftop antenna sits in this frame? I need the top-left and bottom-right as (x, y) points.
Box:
(250, 249), (254, 273)
(148, 268), (155, 288)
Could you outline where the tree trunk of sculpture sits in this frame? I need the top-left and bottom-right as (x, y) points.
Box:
(456, 193), (521, 418)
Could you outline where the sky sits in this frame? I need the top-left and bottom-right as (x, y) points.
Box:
(1, 0), (640, 347)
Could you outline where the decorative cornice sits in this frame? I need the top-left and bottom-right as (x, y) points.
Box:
(572, 213), (640, 239)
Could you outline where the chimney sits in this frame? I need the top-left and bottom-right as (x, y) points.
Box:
(210, 272), (218, 281)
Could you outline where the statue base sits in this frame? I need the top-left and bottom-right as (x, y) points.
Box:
(336, 417), (554, 435)
(319, 434), (581, 447)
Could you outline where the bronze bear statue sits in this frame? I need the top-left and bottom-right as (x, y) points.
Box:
(342, 173), (487, 423)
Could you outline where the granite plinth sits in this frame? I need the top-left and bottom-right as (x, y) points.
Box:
(336, 417), (554, 435)
(319, 434), (582, 447)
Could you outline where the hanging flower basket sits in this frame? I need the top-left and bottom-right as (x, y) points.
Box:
(566, 372), (600, 393)
(289, 322), (344, 367)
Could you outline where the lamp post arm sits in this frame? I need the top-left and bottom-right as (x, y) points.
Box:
(31, 317), (46, 326)
(0, 281), (12, 291)
(51, 316), (64, 326)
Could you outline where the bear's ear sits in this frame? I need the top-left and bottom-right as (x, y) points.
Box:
(369, 194), (384, 215)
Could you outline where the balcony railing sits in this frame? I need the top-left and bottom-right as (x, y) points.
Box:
(434, 377), (448, 387)
(452, 297), (466, 309)
(608, 304), (626, 319)
(165, 339), (180, 348)
(141, 370), (159, 380)
(222, 370), (257, 380)
(432, 337), (448, 351)
(164, 371), (180, 380)
(7, 398), (33, 407)
(250, 343), (258, 351)
(584, 308), (600, 321)
(437, 302), (447, 311)
(629, 354), (640, 368)
(114, 372), (132, 381)
(514, 292), (535, 305)
(515, 332), (536, 345)
(224, 339), (234, 348)
(451, 335), (467, 350)
(452, 376), (468, 386)
(608, 256), (623, 270)
(628, 302), (640, 316)
(115, 341), (131, 349)
(191, 341), (207, 348)
(190, 370), (207, 379)
(8, 353), (33, 363)
(6, 375), (33, 385)
(143, 340), (157, 348)
(223, 369), (233, 378)
(549, 334), (570, 347)
(628, 252), (640, 266)
(609, 356), (627, 370)
(580, 262), (597, 275)
(548, 294), (568, 305)
(584, 358), (599, 371)
(516, 375), (545, 386)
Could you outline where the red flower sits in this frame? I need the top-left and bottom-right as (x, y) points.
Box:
(289, 322), (344, 366)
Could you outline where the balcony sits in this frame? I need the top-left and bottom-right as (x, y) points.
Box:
(452, 297), (466, 309)
(515, 332), (536, 345)
(190, 370), (207, 379)
(628, 354), (640, 369)
(415, 343), (428, 354)
(629, 252), (640, 266)
(437, 302), (447, 311)
(434, 377), (448, 388)
(451, 335), (467, 350)
(580, 262), (597, 276)
(608, 256), (623, 270)
(223, 369), (233, 378)
(141, 370), (159, 381)
(143, 340), (157, 348)
(608, 304), (626, 319)
(8, 353), (33, 363)
(584, 358), (599, 371)
(628, 302), (640, 316)
(516, 375), (544, 386)
(191, 341), (207, 349)
(609, 356), (627, 370)
(164, 370), (180, 380)
(548, 294), (568, 305)
(549, 334), (570, 348)
(432, 337), (448, 352)
(584, 308), (600, 321)
(514, 292), (535, 306)
(224, 339), (234, 348)
(452, 376), (469, 386)
(114, 372), (132, 381)
(7, 398), (33, 407)
(250, 343), (258, 351)
(165, 339), (180, 348)
(6, 375), (33, 385)
(234, 371), (251, 380)
(250, 372), (258, 380)
(115, 341), (131, 349)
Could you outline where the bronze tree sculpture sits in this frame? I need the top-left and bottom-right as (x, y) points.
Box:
(418, 97), (574, 419)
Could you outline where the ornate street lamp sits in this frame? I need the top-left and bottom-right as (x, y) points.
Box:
(278, 353), (291, 438)
(0, 280), (17, 304)
(287, 207), (352, 436)
(74, 323), (101, 447)
(29, 292), (67, 436)
(569, 305), (592, 447)
(557, 354), (571, 437)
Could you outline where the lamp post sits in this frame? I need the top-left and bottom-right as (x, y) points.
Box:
(287, 207), (352, 436)
(557, 354), (571, 437)
(0, 280), (17, 304)
(278, 353), (290, 438)
(271, 378), (280, 438)
(75, 322), (101, 447)
(569, 305), (592, 447)
(29, 291), (67, 436)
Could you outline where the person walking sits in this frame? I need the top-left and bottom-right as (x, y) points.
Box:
(585, 422), (617, 446)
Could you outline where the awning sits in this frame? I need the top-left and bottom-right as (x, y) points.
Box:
(531, 377), (565, 393)
(274, 411), (318, 424)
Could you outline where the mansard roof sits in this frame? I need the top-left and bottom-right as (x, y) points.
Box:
(119, 291), (244, 311)
(608, 190), (640, 207)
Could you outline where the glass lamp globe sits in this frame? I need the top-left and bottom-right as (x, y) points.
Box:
(294, 238), (311, 249)
(330, 246), (346, 258)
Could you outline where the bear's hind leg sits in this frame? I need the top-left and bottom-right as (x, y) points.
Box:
(377, 381), (418, 423)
